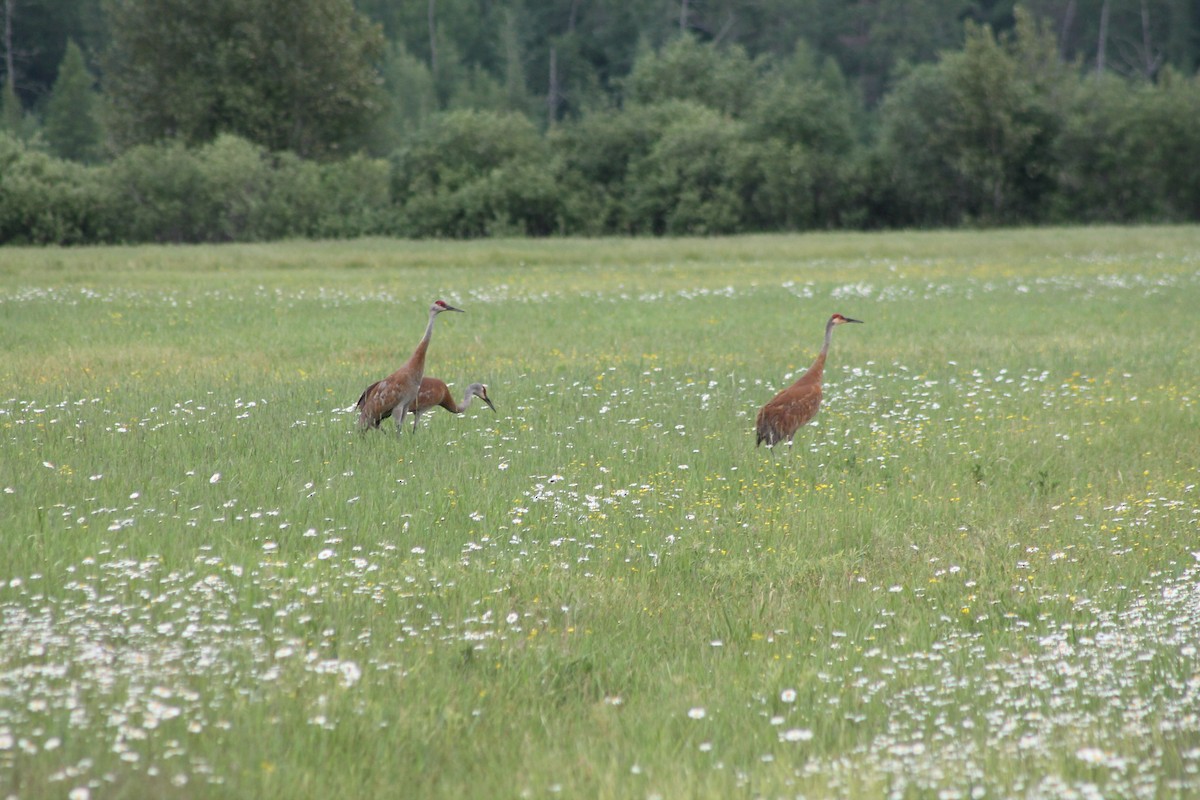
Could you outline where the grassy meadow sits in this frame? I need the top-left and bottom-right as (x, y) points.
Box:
(2, 228), (1199, 799)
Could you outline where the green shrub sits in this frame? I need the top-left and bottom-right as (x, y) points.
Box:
(104, 140), (209, 242)
(623, 35), (758, 117)
(313, 154), (394, 238)
(0, 134), (109, 245)
(195, 134), (281, 241)
(551, 104), (673, 234)
(391, 110), (560, 237)
(100, 135), (392, 242)
(1141, 69), (1200, 220)
(623, 102), (750, 235)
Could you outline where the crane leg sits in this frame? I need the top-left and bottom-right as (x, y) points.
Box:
(394, 405), (408, 435)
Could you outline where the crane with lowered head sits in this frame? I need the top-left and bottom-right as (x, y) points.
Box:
(364, 378), (496, 432)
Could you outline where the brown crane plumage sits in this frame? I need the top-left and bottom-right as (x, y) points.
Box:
(356, 300), (462, 432)
(756, 313), (862, 447)
(363, 378), (496, 432)
(412, 379), (496, 429)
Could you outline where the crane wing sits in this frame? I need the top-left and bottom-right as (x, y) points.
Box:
(357, 378), (405, 428)
(356, 380), (381, 411)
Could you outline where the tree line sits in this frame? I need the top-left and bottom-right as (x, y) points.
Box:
(2, 0), (1199, 244)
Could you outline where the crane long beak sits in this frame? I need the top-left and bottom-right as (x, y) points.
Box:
(445, 304), (464, 313)
(483, 396), (496, 412)
(845, 317), (864, 324)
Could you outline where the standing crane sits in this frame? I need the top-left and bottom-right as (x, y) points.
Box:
(363, 378), (497, 432)
(356, 299), (463, 432)
(756, 312), (862, 447)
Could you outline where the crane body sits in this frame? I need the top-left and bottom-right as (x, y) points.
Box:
(756, 313), (861, 447)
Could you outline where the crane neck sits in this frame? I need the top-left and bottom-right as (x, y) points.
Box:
(407, 309), (439, 367)
(821, 317), (835, 357)
(422, 309), (439, 345)
(455, 390), (475, 415)
(798, 318), (835, 383)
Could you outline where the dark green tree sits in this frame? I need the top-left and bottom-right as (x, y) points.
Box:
(744, 45), (863, 228)
(836, 0), (973, 105)
(367, 42), (438, 155)
(1138, 68), (1200, 219)
(877, 17), (1060, 225)
(1052, 73), (1156, 221)
(874, 62), (960, 226)
(624, 101), (751, 235)
(946, 22), (1057, 221)
(623, 35), (758, 116)
(43, 39), (102, 162)
(550, 100), (675, 233)
(102, 0), (384, 157)
(1, 0), (106, 113)
(499, 7), (535, 116)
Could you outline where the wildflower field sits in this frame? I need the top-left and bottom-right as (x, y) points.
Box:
(2, 228), (1198, 799)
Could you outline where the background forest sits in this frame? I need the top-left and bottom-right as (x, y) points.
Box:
(2, 0), (1199, 244)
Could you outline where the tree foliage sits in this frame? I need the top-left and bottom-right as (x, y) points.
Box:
(43, 39), (103, 162)
(101, 0), (384, 157)
(391, 110), (562, 237)
(0, 132), (107, 244)
(624, 35), (758, 116)
(877, 15), (1060, 225)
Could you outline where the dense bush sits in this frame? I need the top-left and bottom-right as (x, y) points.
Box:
(104, 140), (219, 243)
(1052, 76), (1161, 223)
(551, 103), (677, 234)
(622, 102), (751, 235)
(0, 134), (108, 245)
(1142, 70), (1200, 221)
(391, 110), (562, 237)
(311, 155), (394, 238)
(93, 136), (393, 243)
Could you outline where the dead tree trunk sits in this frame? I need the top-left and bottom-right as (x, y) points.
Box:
(1059, 0), (1076, 57)
(428, 0), (438, 78)
(1138, 0), (1162, 78)
(3, 0), (14, 92)
(547, 45), (559, 126)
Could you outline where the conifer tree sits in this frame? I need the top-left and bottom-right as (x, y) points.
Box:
(44, 39), (102, 162)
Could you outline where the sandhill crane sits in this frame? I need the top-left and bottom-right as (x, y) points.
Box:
(756, 313), (862, 447)
(412, 379), (496, 429)
(363, 378), (496, 432)
(356, 299), (462, 432)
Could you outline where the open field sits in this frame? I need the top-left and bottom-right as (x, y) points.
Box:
(2, 228), (1199, 799)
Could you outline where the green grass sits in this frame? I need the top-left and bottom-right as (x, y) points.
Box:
(2, 227), (1199, 799)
